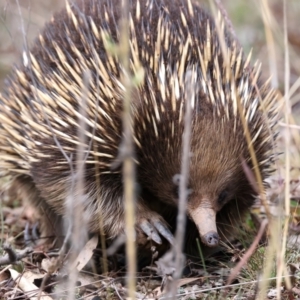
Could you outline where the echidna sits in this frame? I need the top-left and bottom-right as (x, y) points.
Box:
(0, 0), (278, 255)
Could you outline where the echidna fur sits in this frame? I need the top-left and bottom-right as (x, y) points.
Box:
(0, 0), (278, 258)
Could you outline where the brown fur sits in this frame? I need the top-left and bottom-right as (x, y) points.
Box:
(0, 0), (278, 258)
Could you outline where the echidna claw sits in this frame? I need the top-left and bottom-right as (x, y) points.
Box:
(153, 221), (174, 245)
(24, 222), (39, 246)
(140, 219), (162, 244)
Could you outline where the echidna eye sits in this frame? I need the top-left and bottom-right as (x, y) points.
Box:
(218, 190), (228, 205)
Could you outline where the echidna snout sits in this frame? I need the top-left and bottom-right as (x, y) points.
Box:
(202, 232), (220, 247)
(188, 206), (219, 247)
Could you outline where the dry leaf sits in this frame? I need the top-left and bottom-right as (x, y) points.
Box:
(72, 235), (99, 271)
(9, 268), (53, 300)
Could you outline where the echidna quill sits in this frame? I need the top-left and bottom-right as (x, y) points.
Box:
(0, 0), (278, 255)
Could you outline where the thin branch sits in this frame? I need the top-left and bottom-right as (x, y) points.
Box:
(0, 244), (32, 266)
(213, 0), (240, 48)
(169, 68), (195, 297)
(118, 0), (137, 298)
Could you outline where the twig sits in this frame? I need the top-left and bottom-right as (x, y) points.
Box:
(159, 275), (294, 300)
(225, 219), (268, 288)
(209, 0), (271, 219)
(277, 0), (292, 297)
(169, 68), (195, 298)
(66, 68), (91, 300)
(213, 0), (240, 48)
(0, 244), (32, 266)
(259, 0), (278, 88)
(118, 0), (137, 298)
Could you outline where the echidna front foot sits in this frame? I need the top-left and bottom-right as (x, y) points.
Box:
(136, 204), (174, 245)
(138, 217), (174, 245)
(5, 176), (64, 246)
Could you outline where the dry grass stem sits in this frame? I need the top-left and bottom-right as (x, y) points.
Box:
(210, 0), (271, 219)
(119, 0), (137, 298)
(275, 0), (292, 296)
(260, 0), (279, 89)
(169, 68), (195, 298)
(226, 219), (268, 287)
(66, 70), (91, 300)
